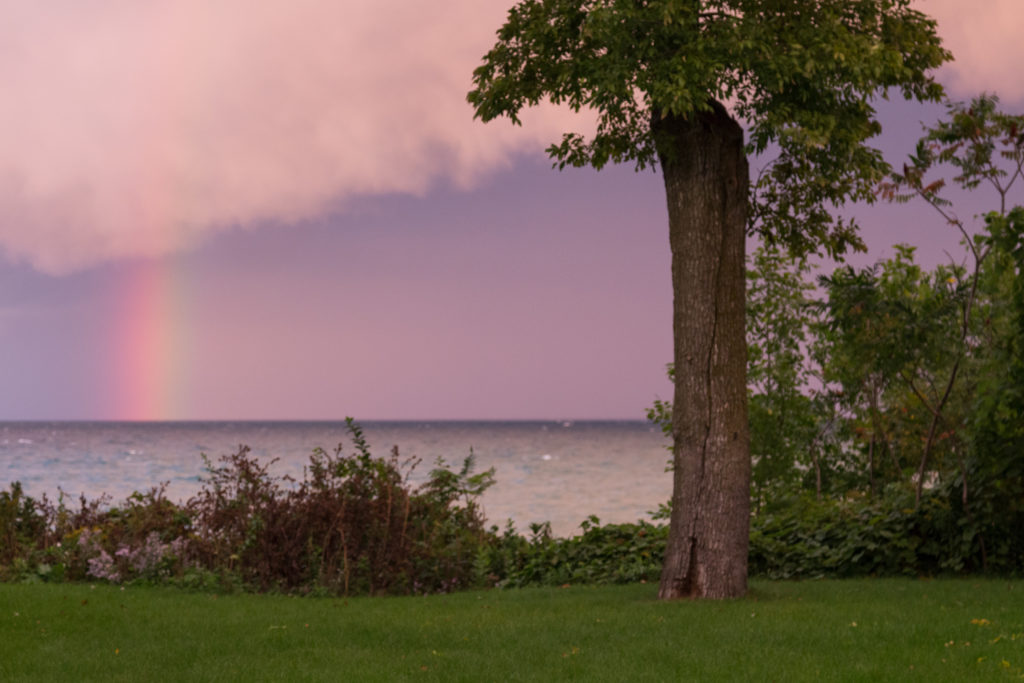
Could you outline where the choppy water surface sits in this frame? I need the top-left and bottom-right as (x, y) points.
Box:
(0, 421), (670, 537)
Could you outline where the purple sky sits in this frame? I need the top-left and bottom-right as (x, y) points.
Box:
(2, 1), (1023, 420)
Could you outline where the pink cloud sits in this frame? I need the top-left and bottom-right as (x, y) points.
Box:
(919, 0), (1024, 103)
(1, 1), (1019, 274)
(0, 1), (586, 274)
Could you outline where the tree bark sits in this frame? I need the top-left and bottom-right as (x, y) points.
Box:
(655, 101), (751, 600)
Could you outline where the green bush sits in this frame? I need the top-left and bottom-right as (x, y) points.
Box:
(749, 479), (1024, 579)
(482, 474), (1022, 587)
(479, 516), (666, 588)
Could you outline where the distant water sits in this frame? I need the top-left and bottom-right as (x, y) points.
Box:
(0, 421), (671, 537)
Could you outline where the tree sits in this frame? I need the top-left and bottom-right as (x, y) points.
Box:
(468, 0), (947, 598)
(880, 95), (1024, 507)
(817, 246), (967, 498)
(884, 95), (1024, 563)
(745, 244), (820, 509)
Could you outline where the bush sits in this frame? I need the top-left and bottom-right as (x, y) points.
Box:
(480, 473), (1023, 587)
(0, 419), (495, 596)
(185, 421), (495, 595)
(749, 479), (1024, 579)
(480, 516), (666, 588)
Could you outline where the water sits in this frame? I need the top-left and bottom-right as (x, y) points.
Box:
(0, 421), (671, 537)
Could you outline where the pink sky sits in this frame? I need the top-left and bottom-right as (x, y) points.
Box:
(1, 1), (1023, 420)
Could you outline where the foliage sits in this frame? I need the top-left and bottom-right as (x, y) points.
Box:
(481, 490), (1022, 588)
(469, 0), (947, 258)
(483, 517), (666, 588)
(966, 208), (1024, 572)
(815, 245), (970, 499)
(185, 420), (495, 595)
(745, 244), (826, 506)
(748, 480), (1024, 580)
(0, 483), (46, 572)
(770, 97), (1024, 570)
(0, 419), (495, 596)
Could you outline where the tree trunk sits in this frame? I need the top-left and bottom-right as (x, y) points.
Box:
(655, 101), (751, 600)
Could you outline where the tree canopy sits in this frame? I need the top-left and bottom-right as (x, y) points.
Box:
(469, 0), (948, 256)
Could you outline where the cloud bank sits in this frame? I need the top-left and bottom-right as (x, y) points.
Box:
(0, 1), (584, 274)
(1, 1), (1019, 274)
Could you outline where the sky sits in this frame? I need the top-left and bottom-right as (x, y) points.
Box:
(1, 0), (1023, 421)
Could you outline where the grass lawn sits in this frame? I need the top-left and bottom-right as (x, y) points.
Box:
(1, 579), (1021, 681)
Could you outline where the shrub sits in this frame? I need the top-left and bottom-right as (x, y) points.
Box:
(748, 480), (1024, 579)
(180, 421), (493, 594)
(481, 516), (667, 588)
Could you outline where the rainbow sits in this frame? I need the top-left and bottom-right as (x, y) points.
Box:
(110, 258), (189, 421)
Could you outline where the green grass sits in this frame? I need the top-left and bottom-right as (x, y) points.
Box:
(1, 579), (1022, 681)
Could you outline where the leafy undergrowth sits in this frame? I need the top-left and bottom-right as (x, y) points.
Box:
(1, 579), (1021, 682)
(485, 482), (1024, 587)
